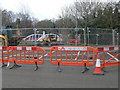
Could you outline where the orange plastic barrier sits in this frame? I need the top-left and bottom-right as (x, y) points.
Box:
(48, 46), (96, 72)
(1, 46), (45, 70)
(96, 46), (120, 68)
(0, 46), (9, 67)
(68, 39), (80, 45)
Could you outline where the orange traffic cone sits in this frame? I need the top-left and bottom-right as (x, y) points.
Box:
(93, 54), (104, 75)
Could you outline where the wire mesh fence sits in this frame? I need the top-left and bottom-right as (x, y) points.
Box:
(0, 27), (119, 47)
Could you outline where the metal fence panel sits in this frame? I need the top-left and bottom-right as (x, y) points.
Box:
(0, 28), (119, 46)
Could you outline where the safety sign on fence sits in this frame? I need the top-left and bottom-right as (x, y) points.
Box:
(58, 46), (87, 51)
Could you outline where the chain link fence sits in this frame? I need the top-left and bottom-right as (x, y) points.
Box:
(0, 28), (119, 47)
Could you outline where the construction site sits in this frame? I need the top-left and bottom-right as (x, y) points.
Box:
(0, 0), (120, 89)
(0, 27), (119, 89)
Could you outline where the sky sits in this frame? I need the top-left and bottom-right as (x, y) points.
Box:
(0, 0), (119, 20)
(0, 0), (75, 20)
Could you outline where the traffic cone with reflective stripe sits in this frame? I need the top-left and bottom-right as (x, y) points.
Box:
(93, 54), (104, 75)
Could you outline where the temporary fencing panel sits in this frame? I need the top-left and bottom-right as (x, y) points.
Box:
(48, 46), (96, 72)
(96, 46), (120, 67)
(0, 46), (9, 64)
(1, 46), (45, 70)
(7, 46), (45, 64)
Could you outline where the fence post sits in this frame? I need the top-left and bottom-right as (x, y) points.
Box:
(96, 34), (99, 45)
(33, 28), (37, 46)
(87, 27), (90, 46)
(117, 33), (119, 46)
(83, 28), (86, 46)
(112, 29), (115, 46)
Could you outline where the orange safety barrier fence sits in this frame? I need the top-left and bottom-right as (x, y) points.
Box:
(1, 46), (46, 71)
(96, 46), (120, 68)
(48, 46), (96, 72)
(0, 46), (9, 67)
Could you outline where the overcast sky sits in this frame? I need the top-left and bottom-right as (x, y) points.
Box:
(0, 0), (119, 20)
(0, 0), (75, 20)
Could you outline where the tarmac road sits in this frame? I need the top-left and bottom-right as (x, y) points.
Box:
(2, 60), (118, 88)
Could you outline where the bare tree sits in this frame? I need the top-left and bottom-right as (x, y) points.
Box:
(31, 17), (39, 27)
(2, 10), (13, 26)
(17, 2), (33, 28)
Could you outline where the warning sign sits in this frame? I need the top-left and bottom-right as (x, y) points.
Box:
(58, 47), (87, 51)
(104, 47), (109, 51)
(17, 47), (22, 50)
(114, 47), (119, 50)
(26, 47), (32, 50)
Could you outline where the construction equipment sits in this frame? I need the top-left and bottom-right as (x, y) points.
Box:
(0, 34), (8, 46)
(0, 26), (24, 46)
(37, 31), (62, 46)
(0, 26), (9, 46)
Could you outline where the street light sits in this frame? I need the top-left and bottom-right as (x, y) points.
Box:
(96, 34), (99, 45)
(33, 28), (37, 46)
